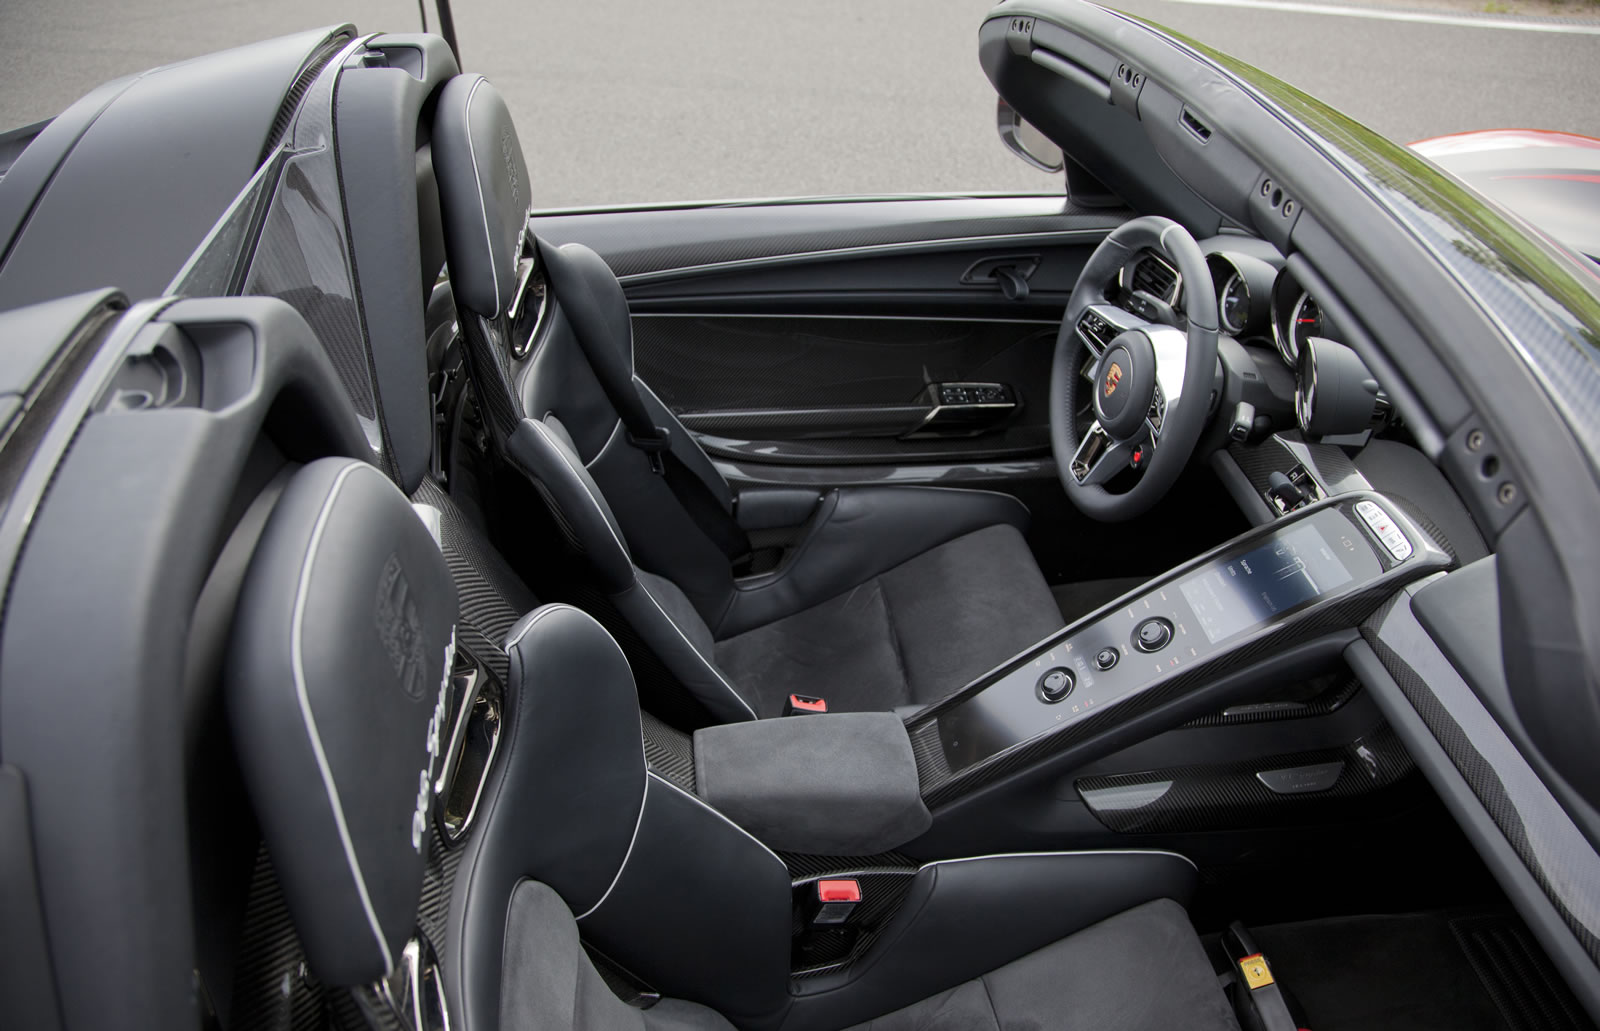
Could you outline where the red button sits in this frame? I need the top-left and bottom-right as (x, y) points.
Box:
(788, 694), (828, 713)
(817, 879), (861, 903)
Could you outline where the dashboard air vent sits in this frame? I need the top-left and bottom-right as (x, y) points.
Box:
(1131, 255), (1179, 302)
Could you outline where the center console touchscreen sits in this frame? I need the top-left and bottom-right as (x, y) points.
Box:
(1177, 522), (1355, 644)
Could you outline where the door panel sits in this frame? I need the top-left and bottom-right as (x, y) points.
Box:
(531, 196), (1128, 473)
(631, 313), (1055, 463)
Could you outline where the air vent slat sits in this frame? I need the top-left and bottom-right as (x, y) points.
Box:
(1131, 256), (1179, 303)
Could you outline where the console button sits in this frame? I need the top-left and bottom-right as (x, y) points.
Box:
(1355, 499), (1413, 561)
(1095, 648), (1120, 671)
(1037, 667), (1075, 703)
(1134, 617), (1174, 653)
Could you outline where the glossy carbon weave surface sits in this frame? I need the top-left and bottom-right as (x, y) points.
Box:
(1363, 591), (1600, 968)
(1074, 721), (1412, 834)
(236, 37), (387, 449)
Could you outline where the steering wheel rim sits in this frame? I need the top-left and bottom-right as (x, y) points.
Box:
(1050, 215), (1220, 522)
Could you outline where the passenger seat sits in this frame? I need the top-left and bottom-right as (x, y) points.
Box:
(223, 455), (1242, 1030)
(426, 74), (1064, 724)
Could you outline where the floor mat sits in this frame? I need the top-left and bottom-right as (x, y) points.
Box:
(1050, 577), (1149, 624)
(1231, 911), (1593, 1031)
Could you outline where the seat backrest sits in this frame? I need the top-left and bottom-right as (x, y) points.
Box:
(428, 75), (746, 618)
(226, 457), (459, 989)
(225, 458), (793, 1029)
(428, 73), (773, 722)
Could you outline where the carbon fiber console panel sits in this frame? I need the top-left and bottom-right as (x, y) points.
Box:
(1075, 721), (1412, 833)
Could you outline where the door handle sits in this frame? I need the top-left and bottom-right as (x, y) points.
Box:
(961, 254), (1040, 301)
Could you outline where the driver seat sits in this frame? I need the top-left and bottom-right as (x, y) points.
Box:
(429, 74), (1063, 722)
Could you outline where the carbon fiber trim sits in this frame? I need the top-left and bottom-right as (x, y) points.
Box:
(1228, 436), (1300, 493)
(240, 46), (381, 446)
(459, 314), (526, 446)
(1228, 436), (1470, 563)
(1075, 722), (1412, 833)
(694, 427), (1051, 466)
(229, 845), (326, 1031)
(641, 710), (696, 793)
(790, 870), (918, 978)
(1179, 670), (1360, 728)
(411, 478), (534, 685)
(779, 850), (920, 880)
(1451, 913), (1596, 1031)
(1365, 594), (1600, 967)
(412, 479), (704, 788)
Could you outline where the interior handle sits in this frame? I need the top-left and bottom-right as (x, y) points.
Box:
(961, 254), (1040, 301)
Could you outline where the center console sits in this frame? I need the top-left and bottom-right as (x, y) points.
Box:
(908, 492), (1450, 807)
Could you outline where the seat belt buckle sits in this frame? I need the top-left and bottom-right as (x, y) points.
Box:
(627, 426), (672, 476)
(1237, 953), (1274, 990)
(808, 879), (861, 926)
(784, 694), (827, 716)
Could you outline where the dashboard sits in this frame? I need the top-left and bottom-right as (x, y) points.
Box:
(1102, 241), (1383, 454)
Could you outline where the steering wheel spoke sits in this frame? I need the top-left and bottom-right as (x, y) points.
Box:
(1074, 303), (1149, 358)
(1069, 421), (1148, 486)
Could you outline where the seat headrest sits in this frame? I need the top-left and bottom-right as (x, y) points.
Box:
(432, 74), (531, 318)
(227, 458), (459, 986)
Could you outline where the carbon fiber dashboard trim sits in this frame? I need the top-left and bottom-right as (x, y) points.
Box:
(1365, 587), (1600, 967)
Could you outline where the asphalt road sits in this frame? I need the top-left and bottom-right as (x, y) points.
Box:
(2, 0), (1597, 208)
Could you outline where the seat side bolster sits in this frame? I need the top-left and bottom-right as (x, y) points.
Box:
(505, 417), (635, 593)
(613, 575), (759, 724)
(779, 850), (1199, 1031)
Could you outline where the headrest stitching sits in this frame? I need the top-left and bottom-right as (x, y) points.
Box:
(291, 460), (398, 975)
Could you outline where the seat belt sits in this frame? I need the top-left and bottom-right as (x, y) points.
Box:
(630, 424), (752, 564)
(1222, 922), (1306, 1031)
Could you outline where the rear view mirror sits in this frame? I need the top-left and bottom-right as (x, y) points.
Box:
(996, 98), (1064, 173)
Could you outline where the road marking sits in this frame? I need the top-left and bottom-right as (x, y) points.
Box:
(1152, 0), (1600, 33)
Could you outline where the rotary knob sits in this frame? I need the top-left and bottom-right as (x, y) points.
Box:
(1037, 667), (1075, 703)
(1134, 617), (1174, 653)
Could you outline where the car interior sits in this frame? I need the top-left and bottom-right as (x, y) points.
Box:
(2, 6), (1598, 1031)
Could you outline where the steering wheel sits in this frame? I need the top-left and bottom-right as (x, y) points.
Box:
(1050, 215), (1220, 522)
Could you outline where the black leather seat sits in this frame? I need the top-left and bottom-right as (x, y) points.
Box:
(223, 455), (1242, 1030)
(428, 74), (1063, 723)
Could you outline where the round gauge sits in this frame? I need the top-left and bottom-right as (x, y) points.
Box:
(1290, 293), (1323, 356)
(1274, 290), (1322, 365)
(1219, 272), (1250, 335)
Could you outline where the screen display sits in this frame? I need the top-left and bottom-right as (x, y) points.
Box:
(1178, 523), (1355, 644)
